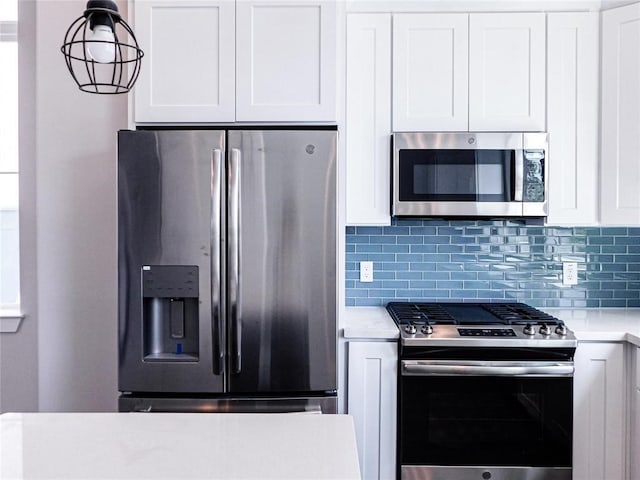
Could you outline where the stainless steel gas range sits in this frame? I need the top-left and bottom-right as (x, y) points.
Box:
(387, 302), (577, 480)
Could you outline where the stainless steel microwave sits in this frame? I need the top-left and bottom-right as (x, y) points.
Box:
(392, 132), (548, 217)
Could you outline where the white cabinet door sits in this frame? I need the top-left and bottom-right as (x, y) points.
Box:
(346, 14), (391, 226)
(546, 12), (599, 225)
(134, 0), (236, 123)
(348, 341), (397, 480)
(573, 342), (626, 480)
(601, 3), (640, 225)
(235, 0), (337, 121)
(469, 13), (546, 132)
(392, 14), (468, 131)
(631, 346), (640, 480)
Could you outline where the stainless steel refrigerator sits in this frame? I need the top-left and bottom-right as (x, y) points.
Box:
(117, 129), (337, 413)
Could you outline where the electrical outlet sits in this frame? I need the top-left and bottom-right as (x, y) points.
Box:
(360, 261), (374, 283)
(563, 262), (578, 286)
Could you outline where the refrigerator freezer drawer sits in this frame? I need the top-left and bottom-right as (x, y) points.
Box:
(118, 395), (338, 414)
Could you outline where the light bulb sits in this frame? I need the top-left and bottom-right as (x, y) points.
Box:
(86, 25), (116, 63)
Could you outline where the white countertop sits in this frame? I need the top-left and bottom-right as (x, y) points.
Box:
(341, 307), (399, 340)
(0, 413), (361, 480)
(545, 308), (640, 345)
(342, 306), (640, 346)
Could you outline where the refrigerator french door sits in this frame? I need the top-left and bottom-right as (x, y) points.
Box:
(117, 129), (337, 413)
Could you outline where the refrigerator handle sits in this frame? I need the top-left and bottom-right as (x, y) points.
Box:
(228, 148), (242, 374)
(212, 149), (224, 375)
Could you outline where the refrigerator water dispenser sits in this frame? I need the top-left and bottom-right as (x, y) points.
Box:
(142, 265), (199, 362)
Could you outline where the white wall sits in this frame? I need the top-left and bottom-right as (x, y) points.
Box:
(1, 0), (127, 412)
(36, 0), (127, 411)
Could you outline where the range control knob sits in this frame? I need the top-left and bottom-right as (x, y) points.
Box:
(523, 323), (536, 336)
(555, 324), (568, 336)
(539, 323), (552, 336)
(421, 324), (433, 335)
(404, 324), (417, 335)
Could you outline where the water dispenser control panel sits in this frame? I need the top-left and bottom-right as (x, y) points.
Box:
(142, 265), (200, 362)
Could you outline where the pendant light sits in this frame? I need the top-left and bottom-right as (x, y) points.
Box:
(60, 0), (144, 94)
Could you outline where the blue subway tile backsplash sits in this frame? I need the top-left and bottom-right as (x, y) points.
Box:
(345, 219), (640, 308)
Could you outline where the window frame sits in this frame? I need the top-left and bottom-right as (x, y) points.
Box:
(0, 9), (21, 328)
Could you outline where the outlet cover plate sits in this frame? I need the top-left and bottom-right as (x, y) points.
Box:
(563, 262), (578, 286)
(360, 261), (374, 283)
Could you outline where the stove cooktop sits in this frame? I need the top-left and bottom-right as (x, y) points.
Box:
(386, 302), (577, 347)
(387, 302), (562, 325)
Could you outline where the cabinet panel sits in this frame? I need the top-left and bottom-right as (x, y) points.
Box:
(348, 341), (397, 480)
(546, 13), (599, 225)
(573, 342), (625, 480)
(601, 3), (640, 225)
(469, 13), (546, 131)
(628, 346), (640, 480)
(393, 14), (468, 131)
(134, 0), (236, 122)
(346, 14), (391, 225)
(631, 347), (640, 480)
(235, 0), (337, 121)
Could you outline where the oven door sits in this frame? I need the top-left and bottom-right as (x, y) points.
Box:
(399, 360), (573, 480)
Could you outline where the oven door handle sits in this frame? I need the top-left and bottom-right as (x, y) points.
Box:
(401, 360), (574, 377)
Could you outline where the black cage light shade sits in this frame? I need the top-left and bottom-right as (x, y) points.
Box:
(60, 0), (144, 94)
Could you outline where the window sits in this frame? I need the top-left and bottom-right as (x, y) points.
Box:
(0, 0), (19, 312)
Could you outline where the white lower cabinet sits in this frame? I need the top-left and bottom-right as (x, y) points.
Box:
(347, 341), (397, 480)
(573, 341), (626, 480)
(630, 346), (640, 480)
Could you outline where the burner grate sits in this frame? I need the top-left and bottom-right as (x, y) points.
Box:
(482, 304), (562, 325)
(386, 302), (456, 325)
(386, 301), (564, 327)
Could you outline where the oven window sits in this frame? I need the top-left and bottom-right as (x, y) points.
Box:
(400, 375), (572, 467)
(398, 149), (513, 202)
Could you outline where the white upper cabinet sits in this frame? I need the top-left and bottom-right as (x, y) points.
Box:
(601, 2), (640, 225)
(346, 14), (392, 225)
(392, 12), (545, 132)
(134, 0), (337, 123)
(469, 13), (546, 131)
(236, 0), (337, 122)
(393, 14), (468, 131)
(134, 0), (236, 122)
(546, 12), (599, 225)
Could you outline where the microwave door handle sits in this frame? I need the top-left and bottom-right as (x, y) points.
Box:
(514, 150), (524, 202)
(211, 149), (224, 376)
(228, 148), (242, 375)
